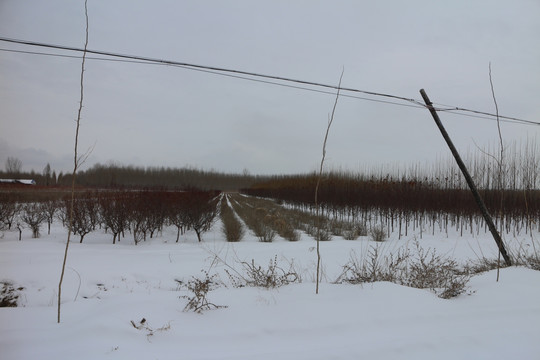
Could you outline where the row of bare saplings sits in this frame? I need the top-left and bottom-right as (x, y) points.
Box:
(242, 174), (540, 239)
(225, 193), (300, 242)
(0, 190), (220, 243)
(227, 193), (371, 241)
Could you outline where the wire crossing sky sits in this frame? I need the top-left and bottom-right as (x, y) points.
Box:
(1, 0), (539, 174)
(1, 37), (537, 127)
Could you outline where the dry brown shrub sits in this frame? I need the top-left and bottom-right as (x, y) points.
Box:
(336, 241), (470, 299)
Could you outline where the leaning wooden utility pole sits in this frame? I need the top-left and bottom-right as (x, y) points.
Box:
(419, 89), (511, 266)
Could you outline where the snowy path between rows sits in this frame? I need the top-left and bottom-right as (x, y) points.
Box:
(1, 222), (539, 359)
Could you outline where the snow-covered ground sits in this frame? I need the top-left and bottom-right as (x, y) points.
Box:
(1, 219), (539, 360)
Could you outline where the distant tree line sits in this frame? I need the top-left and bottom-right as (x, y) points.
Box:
(1, 161), (267, 191)
(69, 164), (265, 190)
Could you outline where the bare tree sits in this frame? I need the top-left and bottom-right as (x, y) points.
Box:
(99, 193), (129, 244)
(145, 193), (167, 238)
(41, 200), (59, 235)
(183, 191), (219, 242)
(43, 163), (52, 186)
(0, 193), (19, 230)
(126, 192), (151, 245)
(21, 203), (47, 238)
(5, 157), (22, 175)
(67, 197), (97, 243)
(167, 193), (189, 243)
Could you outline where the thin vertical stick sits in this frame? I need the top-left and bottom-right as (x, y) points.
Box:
(315, 70), (343, 294)
(489, 63), (504, 172)
(58, 0), (89, 323)
(489, 62), (505, 281)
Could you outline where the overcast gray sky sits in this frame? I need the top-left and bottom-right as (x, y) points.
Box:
(1, 0), (539, 175)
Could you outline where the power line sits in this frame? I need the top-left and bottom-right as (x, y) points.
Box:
(5, 46), (537, 126)
(0, 47), (426, 111)
(0, 46), (534, 124)
(439, 110), (539, 126)
(0, 36), (538, 126)
(0, 36), (422, 104)
(0, 46), (432, 117)
(435, 105), (540, 126)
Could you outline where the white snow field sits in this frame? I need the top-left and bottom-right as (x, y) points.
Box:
(1, 218), (539, 360)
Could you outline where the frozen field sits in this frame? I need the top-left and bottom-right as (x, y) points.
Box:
(1, 219), (539, 360)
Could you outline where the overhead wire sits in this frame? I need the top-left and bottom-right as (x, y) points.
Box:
(0, 37), (423, 104)
(0, 46), (427, 111)
(433, 103), (539, 126)
(0, 36), (538, 126)
(437, 110), (538, 126)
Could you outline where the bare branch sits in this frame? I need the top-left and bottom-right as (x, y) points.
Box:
(77, 141), (96, 168)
